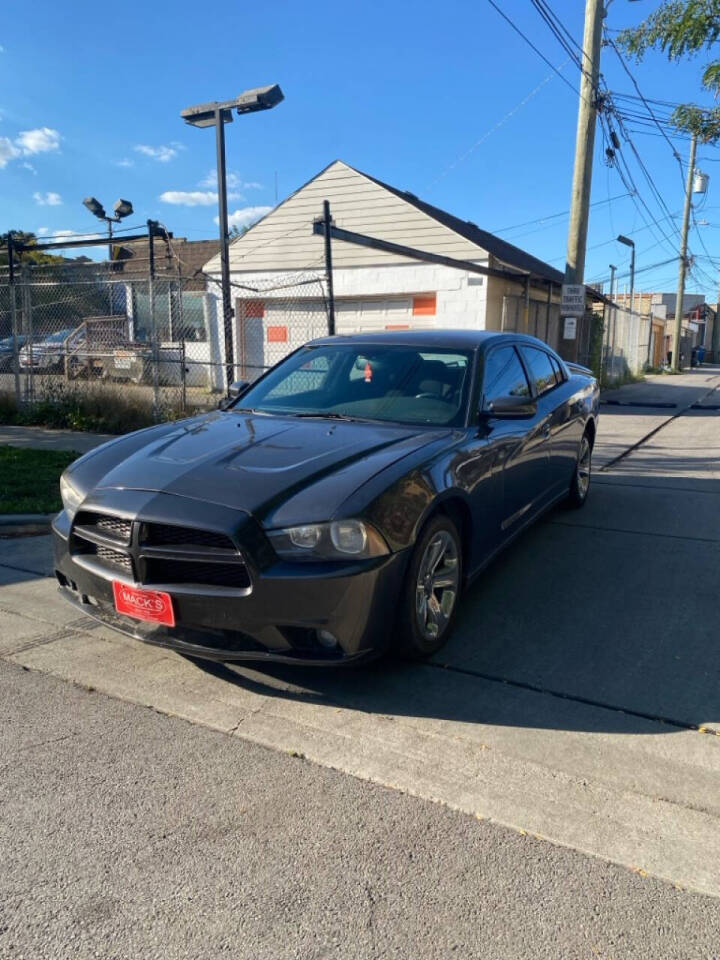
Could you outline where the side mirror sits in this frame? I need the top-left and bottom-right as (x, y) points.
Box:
(218, 379), (250, 410)
(483, 395), (537, 419)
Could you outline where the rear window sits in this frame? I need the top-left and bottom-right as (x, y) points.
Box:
(521, 346), (557, 397)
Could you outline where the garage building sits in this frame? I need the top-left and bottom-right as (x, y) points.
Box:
(202, 160), (566, 378)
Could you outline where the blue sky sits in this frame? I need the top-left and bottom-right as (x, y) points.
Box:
(2, 0), (718, 298)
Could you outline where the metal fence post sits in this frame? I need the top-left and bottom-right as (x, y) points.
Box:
(323, 200), (336, 336)
(7, 232), (21, 407)
(20, 263), (33, 403)
(147, 221), (160, 421)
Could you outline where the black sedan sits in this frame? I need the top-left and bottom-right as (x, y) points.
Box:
(53, 331), (598, 665)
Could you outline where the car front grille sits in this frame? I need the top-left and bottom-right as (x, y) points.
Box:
(141, 523), (235, 552)
(75, 511), (132, 544)
(95, 545), (134, 576)
(144, 558), (251, 589)
(69, 513), (251, 593)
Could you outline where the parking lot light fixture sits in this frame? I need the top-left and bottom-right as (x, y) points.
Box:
(82, 196), (135, 260)
(181, 84), (284, 394)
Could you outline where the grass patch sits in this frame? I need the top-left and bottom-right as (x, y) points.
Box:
(0, 445), (79, 514)
(0, 383), (160, 434)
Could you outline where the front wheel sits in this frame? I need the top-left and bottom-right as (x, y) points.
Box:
(567, 432), (592, 508)
(397, 514), (462, 659)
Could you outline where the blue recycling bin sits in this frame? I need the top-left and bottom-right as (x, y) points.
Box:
(697, 346), (706, 364)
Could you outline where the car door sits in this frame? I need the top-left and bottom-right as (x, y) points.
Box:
(481, 343), (551, 538)
(519, 345), (571, 497)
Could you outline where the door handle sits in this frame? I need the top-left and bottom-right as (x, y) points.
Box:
(542, 425), (551, 439)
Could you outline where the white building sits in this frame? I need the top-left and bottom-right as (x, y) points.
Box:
(202, 160), (565, 379)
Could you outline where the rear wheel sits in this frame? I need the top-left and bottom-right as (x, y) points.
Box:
(567, 431), (592, 508)
(397, 514), (462, 659)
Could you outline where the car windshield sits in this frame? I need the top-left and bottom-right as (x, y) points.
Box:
(45, 330), (72, 343)
(235, 344), (473, 426)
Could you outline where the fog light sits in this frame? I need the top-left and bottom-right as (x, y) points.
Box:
(317, 629), (338, 649)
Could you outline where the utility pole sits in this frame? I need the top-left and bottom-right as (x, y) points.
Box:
(562, 0), (605, 360)
(672, 132), (698, 372)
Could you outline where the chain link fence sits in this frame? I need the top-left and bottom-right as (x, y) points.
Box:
(0, 258), (329, 426)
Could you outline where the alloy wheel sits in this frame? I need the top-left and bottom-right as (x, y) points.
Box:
(577, 436), (591, 498)
(415, 529), (460, 641)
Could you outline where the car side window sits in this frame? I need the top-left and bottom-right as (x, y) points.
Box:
(521, 346), (557, 397)
(549, 354), (565, 384)
(482, 346), (531, 407)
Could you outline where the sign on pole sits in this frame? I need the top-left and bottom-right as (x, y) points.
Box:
(563, 316), (577, 340)
(561, 283), (586, 317)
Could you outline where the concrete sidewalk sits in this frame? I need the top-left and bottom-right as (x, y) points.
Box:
(594, 364), (720, 468)
(0, 424), (115, 453)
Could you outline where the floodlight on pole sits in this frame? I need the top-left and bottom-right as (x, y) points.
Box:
(181, 84), (284, 394)
(82, 195), (135, 258)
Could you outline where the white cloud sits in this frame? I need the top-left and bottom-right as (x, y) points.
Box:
(160, 190), (218, 206)
(22, 161), (37, 174)
(199, 169), (261, 190)
(50, 229), (103, 242)
(116, 157), (134, 168)
(134, 142), (183, 163)
(0, 136), (20, 168)
(17, 127), (61, 155)
(215, 205), (273, 229)
(160, 189), (243, 206)
(33, 191), (63, 206)
(36, 226), (49, 236)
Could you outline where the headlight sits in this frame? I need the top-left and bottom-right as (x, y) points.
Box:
(59, 472), (83, 520)
(267, 520), (388, 561)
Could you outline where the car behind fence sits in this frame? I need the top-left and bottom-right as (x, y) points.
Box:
(0, 249), (699, 427)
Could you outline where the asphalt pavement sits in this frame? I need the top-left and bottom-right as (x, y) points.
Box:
(3, 660), (720, 960)
(1, 364), (720, 957)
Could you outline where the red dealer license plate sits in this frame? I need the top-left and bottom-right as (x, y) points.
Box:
(112, 581), (175, 627)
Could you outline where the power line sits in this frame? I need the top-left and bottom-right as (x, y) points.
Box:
(492, 193), (630, 235)
(427, 64), (568, 188)
(485, 0), (582, 97)
(530, 0), (584, 72)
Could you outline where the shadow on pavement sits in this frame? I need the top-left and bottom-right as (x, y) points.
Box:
(189, 468), (720, 737)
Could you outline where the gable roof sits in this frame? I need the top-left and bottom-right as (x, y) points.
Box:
(355, 165), (564, 284)
(203, 159), (563, 284)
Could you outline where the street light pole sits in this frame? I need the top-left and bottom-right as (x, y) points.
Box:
(214, 106), (235, 391)
(617, 235), (635, 316)
(181, 85), (284, 395)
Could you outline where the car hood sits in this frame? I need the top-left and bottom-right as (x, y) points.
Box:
(83, 411), (451, 525)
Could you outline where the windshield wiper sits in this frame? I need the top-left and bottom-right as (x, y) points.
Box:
(292, 411), (356, 421)
(231, 407), (275, 416)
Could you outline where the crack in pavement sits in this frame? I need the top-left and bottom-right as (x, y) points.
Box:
(427, 661), (720, 739)
(599, 380), (720, 472)
(550, 519), (720, 543)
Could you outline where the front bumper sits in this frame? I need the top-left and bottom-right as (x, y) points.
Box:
(52, 505), (410, 666)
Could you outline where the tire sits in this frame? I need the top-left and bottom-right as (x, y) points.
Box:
(567, 431), (592, 508)
(397, 513), (463, 660)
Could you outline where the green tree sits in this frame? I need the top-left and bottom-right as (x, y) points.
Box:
(0, 231), (66, 266)
(618, 0), (720, 141)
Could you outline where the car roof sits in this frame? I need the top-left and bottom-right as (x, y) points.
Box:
(307, 329), (555, 352)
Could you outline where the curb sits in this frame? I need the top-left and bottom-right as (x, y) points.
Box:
(0, 514), (54, 536)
